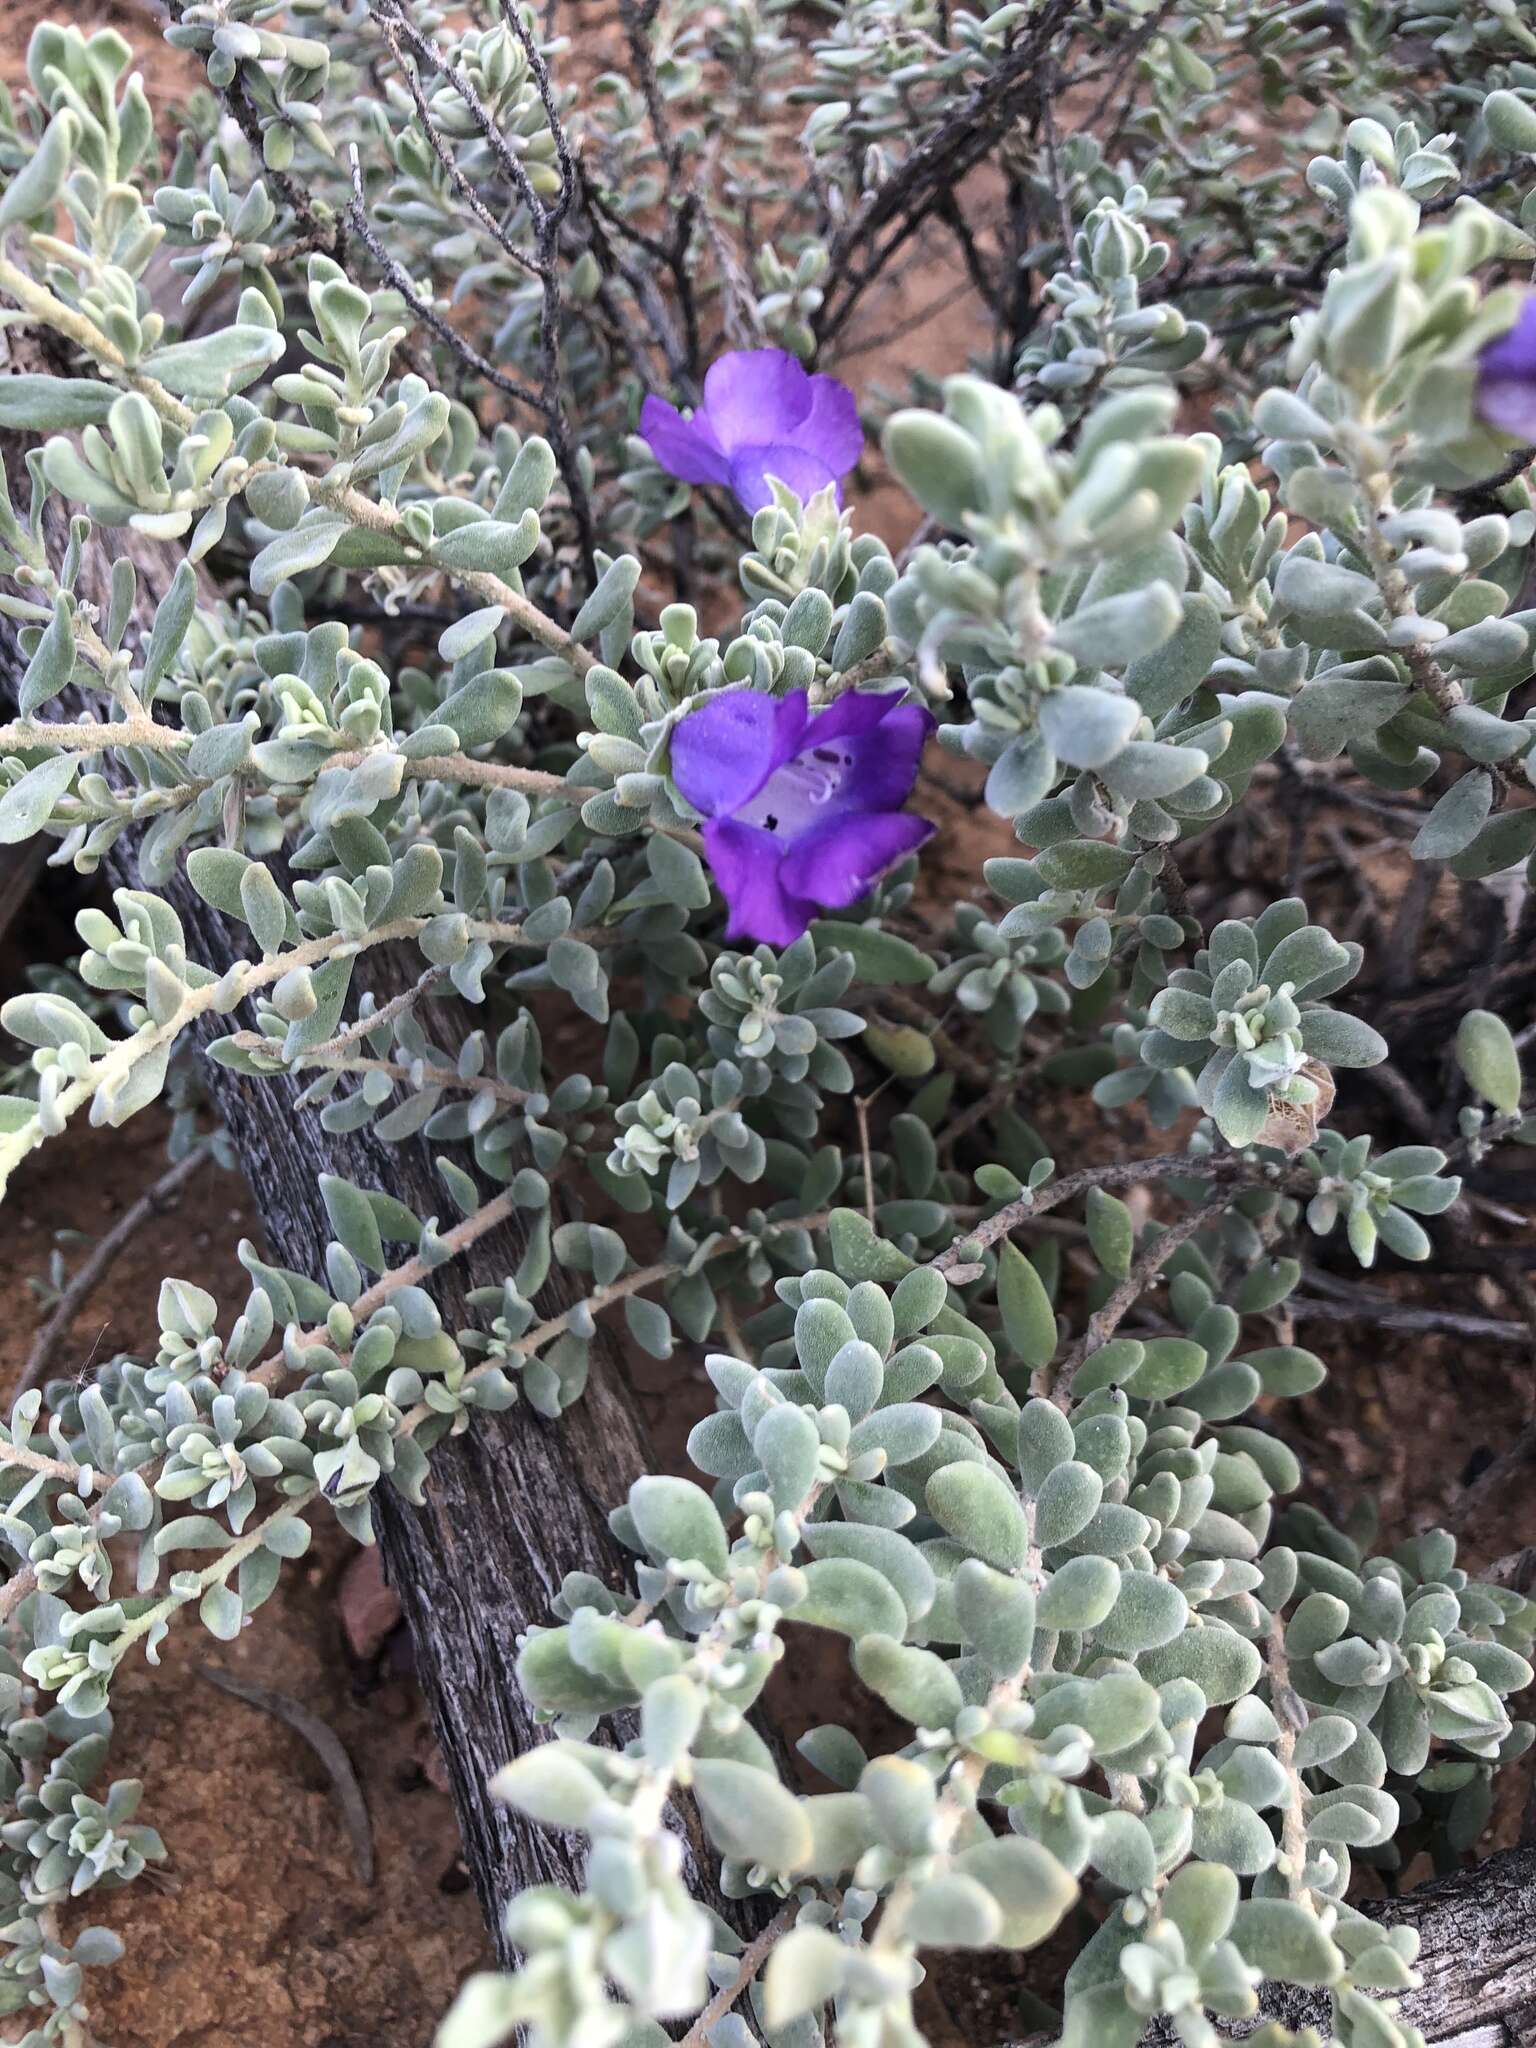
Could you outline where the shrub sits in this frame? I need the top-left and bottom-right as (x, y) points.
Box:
(0, 3), (1534, 2044)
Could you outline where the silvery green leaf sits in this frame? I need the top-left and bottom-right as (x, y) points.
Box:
(882, 411), (985, 527)
(1217, 1746), (1288, 1810)
(199, 1583), (243, 1640)
(0, 375), (120, 432)
(1039, 686), (1139, 770)
(1160, 1859), (1239, 1956)
(1210, 1056), (1271, 1146)
(815, 922), (935, 986)
(925, 1463), (1032, 1570)
(1290, 673), (1411, 759)
(516, 1626), (637, 1714)
(142, 324), (284, 398)
(985, 733), (1056, 816)
(1121, 1337), (1206, 1401)
(624, 1294), (673, 1359)
(693, 1758), (811, 1871)
(1484, 87), (1536, 152)
(1261, 923), (1351, 993)
(997, 1243), (1056, 1370)
(852, 1633), (963, 1726)
(491, 1746), (607, 1827)
(1190, 1795), (1275, 1874)
(822, 1339), (882, 1420)
(1085, 1187), (1133, 1280)
(1298, 1010), (1386, 1067)
(794, 1556), (908, 1640)
(800, 1524), (934, 1624)
(797, 1787), (880, 1875)
(649, 832), (711, 910)
(762, 1923), (849, 2029)
(1252, 388), (1334, 444)
(436, 670), (524, 748)
(436, 1972), (520, 2048)
(1125, 593), (1222, 717)
(1092, 1572), (1187, 1654)
(250, 512), (347, 595)
(1305, 1784), (1399, 1845)
(431, 510), (541, 576)
(0, 111), (78, 230)
(952, 1837), (1077, 1949)
(1435, 617), (1528, 675)
(1137, 1627), (1261, 1705)
(0, 754), (77, 842)
(952, 1558), (1035, 1678)
(846, 1401), (942, 1466)
(1033, 1460), (1104, 1548)
(628, 1475), (729, 1575)
(1090, 1810), (1157, 1892)
(1038, 1554), (1120, 1630)
(1284, 463), (1361, 526)
(1018, 1397), (1076, 1497)
(1448, 806), (1536, 879)
(754, 1402), (822, 1509)
(1098, 740), (1208, 800)
(439, 606), (506, 663)
(19, 598), (77, 716)
(1456, 1008), (1522, 1113)
(1052, 585), (1181, 669)
(903, 1871), (1004, 1948)
(1034, 840), (1136, 890)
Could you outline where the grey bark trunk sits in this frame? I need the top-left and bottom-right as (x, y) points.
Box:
(1139, 1841), (1536, 2046)
(0, 404), (741, 1962)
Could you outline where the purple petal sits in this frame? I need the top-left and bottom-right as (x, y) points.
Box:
(702, 349), (813, 452)
(806, 690), (921, 748)
(1477, 376), (1536, 440)
(781, 810), (936, 910)
(671, 689), (810, 818)
(838, 705), (935, 813)
(728, 443), (842, 512)
(639, 395), (731, 487)
(703, 817), (819, 946)
(1479, 296), (1536, 382)
(801, 374), (864, 474)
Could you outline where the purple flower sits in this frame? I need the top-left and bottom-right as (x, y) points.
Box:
(640, 349), (863, 512)
(1478, 296), (1536, 439)
(670, 687), (935, 947)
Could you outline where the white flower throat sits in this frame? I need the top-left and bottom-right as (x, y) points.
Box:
(736, 745), (852, 835)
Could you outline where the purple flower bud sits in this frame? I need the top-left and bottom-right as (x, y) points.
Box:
(1477, 296), (1536, 441)
(640, 348), (863, 512)
(669, 687), (934, 946)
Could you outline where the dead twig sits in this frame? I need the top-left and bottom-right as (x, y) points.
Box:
(17, 1143), (216, 1400)
(196, 1665), (375, 1886)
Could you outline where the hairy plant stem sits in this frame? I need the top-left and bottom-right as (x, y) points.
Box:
(0, 912), (610, 1193)
(1045, 1187), (1235, 1406)
(931, 1150), (1288, 1273)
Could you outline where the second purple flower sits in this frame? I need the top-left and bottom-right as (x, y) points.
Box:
(670, 687), (934, 947)
(1477, 295), (1536, 441)
(640, 348), (863, 512)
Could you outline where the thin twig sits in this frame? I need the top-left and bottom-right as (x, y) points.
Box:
(196, 1665), (374, 1884)
(1047, 1189), (1232, 1406)
(677, 1906), (794, 2048)
(17, 1144), (216, 1398)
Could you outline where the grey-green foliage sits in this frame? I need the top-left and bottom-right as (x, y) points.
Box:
(0, 3), (1535, 2045)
